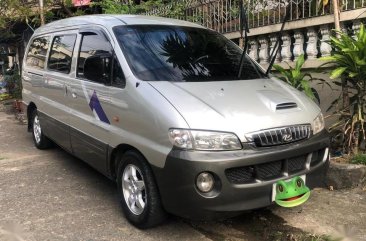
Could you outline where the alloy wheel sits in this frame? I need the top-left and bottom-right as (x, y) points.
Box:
(122, 164), (146, 215)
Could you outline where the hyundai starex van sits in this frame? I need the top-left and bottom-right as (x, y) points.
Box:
(22, 15), (329, 228)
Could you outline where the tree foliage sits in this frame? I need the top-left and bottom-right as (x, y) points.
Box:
(95, 0), (136, 14)
(0, 0), (83, 41)
(94, 0), (183, 17)
(0, 0), (176, 40)
(0, 0), (34, 32)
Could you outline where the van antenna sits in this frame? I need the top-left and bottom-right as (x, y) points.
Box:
(265, 5), (291, 75)
(237, 1), (250, 79)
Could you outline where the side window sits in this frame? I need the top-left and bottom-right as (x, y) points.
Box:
(48, 35), (76, 74)
(77, 33), (113, 83)
(26, 36), (50, 70)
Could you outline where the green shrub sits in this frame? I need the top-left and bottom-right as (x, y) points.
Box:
(4, 72), (21, 99)
(351, 153), (366, 165)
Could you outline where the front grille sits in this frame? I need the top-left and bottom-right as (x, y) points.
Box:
(288, 156), (307, 174)
(247, 125), (311, 147)
(225, 148), (326, 184)
(257, 160), (282, 180)
(225, 166), (255, 184)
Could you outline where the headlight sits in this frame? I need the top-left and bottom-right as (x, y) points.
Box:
(312, 113), (325, 135)
(168, 129), (242, 151)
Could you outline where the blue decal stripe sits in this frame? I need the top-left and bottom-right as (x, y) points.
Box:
(89, 90), (110, 124)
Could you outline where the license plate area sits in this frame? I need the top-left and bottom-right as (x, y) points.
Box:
(271, 175), (306, 202)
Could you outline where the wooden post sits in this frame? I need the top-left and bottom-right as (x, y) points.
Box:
(332, 0), (341, 37)
(239, 0), (244, 49)
(239, 37), (244, 49)
(39, 0), (45, 26)
(332, 0), (349, 112)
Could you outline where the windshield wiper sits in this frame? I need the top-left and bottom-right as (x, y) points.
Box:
(265, 6), (291, 75)
(237, 1), (250, 79)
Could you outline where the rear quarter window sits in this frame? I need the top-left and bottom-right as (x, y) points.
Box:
(26, 36), (50, 70)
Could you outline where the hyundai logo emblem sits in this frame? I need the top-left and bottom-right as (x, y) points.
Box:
(282, 133), (293, 142)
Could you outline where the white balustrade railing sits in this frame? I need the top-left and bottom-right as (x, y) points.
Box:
(245, 20), (362, 67)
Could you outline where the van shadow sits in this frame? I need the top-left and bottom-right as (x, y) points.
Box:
(49, 146), (311, 240)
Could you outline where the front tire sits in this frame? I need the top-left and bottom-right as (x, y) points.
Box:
(117, 150), (166, 228)
(31, 109), (52, 149)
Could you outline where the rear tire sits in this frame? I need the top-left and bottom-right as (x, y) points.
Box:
(117, 150), (166, 229)
(31, 109), (52, 149)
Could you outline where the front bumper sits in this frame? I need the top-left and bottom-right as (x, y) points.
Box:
(152, 130), (329, 220)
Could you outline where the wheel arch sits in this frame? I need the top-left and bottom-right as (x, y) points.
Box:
(109, 144), (152, 181)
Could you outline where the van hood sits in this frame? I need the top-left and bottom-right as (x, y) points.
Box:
(149, 78), (320, 142)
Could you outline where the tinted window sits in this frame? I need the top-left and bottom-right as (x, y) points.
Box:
(26, 36), (50, 70)
(48, 35), (76, 73)
(113, 25), (265, 82)
(77, 33), (113, 83)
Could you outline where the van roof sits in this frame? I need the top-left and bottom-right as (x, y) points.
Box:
(34, 14), (205, 35)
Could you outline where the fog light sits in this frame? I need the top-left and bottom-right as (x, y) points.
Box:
(196, 172), (214, 193)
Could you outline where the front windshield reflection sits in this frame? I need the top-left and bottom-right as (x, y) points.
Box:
(113, 25), (265, 82)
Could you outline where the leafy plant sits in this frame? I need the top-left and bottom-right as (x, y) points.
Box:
(273, 54), (320, 103)
(351, 153), (366, 165)
(320, 23), (366, 154)
(4, 72), (21, 99)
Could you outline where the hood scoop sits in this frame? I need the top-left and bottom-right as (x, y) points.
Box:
(257, 90), (299, 112)
(276, 102), (298, 110)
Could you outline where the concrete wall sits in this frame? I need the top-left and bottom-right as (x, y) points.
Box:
(308, 70), (340, 128)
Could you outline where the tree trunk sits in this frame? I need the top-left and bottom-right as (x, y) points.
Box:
(332, 0), (341, 38)
(333, 0), (350, 117)
(39, 0), (45, 25)
(342, 77), (350, 112)
(239, 37), (244, 49)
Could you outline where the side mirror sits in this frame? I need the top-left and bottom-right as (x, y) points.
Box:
(84, 54), (112, 83)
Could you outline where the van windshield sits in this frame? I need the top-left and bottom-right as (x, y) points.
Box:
(113, 25), (265, 82)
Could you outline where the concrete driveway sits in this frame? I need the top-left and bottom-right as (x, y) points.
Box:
(0, 109), (365, 241)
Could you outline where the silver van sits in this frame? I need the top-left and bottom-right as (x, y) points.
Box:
(22, 15), (329, 228)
